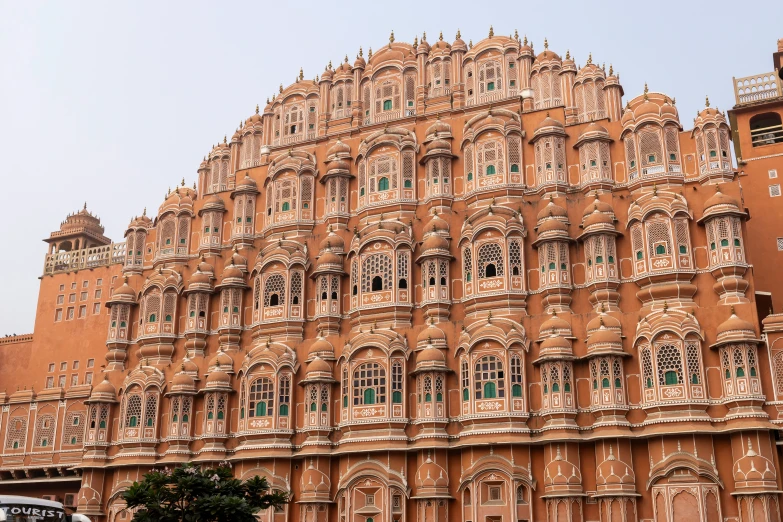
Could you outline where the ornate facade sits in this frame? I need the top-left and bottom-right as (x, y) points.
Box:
(3, 31), (783, 522)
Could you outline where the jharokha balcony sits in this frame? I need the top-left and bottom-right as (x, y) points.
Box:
(43, 242), (126, 275)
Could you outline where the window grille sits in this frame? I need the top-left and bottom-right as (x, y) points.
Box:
(249, 377), (274, 417)
(474, 355), (505, 400)
(361, 253), (392, 293)
(6, 417), (27, 449)
(353, 362), (386, 405)
(769, 184), (781, 197)
(263, 273), (286, 307)
(656, 343), (684, 385)
(477, 243), (504, 278)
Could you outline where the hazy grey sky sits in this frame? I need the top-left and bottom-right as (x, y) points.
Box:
(1, 0), (781, 334)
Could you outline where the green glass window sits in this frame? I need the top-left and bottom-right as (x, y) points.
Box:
(510, 80), (516, 87)
(321, 402), (328, 411)
(310, 402), (317, 412)
(99, 420), (106, 428)
(378, 177), (390, 191)
(129, 416), (138, 427)
(404, 179), (412, 188)
(590, 160), (597, 167)
(71, 436), (77, 444)
(725, 369), (731, 379)
(734, 238), (741, 246)
(679, 245), (687, 254)
(630, 160), (636, 168)
(165, 314), (172, 322)
(240, 408), (245, 419)
(360, 187), (365, 196)
(279, 404), (289, 416)
(486, 165), (496, 175)
(664, 371), (678, 385)
(720, 239), (729, 247)
(147, 417), (153, 426)
(204, 226), (210, 233)
(602, 378), (610, 388)
(648, 154), (656, 162)
(463, 388), (469, 401)
(425, 392), (432, 402)
(483, 381), (497, 399)
(691, 373), (699, 384)
(736, 367), (745, 377)
(544, 384), (548, 393)
(189, 311), (195, 317)
(467, 172), (473, 181)
(608, 256), (614, 263)
(281, 202), (290, 211)
(364, 388), (376, 404)
(709, 150), (717, 157)
(149, 314), (156, 323)
(588, 259), (592, 266)
(343, 396), (348, 407)
(13, 441), (18, 449)
(487, 82), (495, 91)
(166, 238), (171, 245)
(671, 153), (678, 160)
(637, 251), (643, 260)
(237, 217), (242, 223)
(564, 382), (571, 392)
(593, 380), (598, 390)
(207, 412), (213, 420)
(255, 402), (266, 416)
(436, 392), (443, 401)
(596, 255), (603, 263)
(552, 383), (559, 392)
(383, 99), (392, 111)
(512, 384), (522, 397)
(392, 391), (402, 404)
(615, 377), (622, 388)
(655, 244), (666, 255)
(560, 263), (567, 270)
(217, 411), (224, 420)
(180, 237), (186, 244)
(549, 262), (556, 270)
(646, 377), (653, 388)
(466, 273), (472, 282)
(42, 439), (48, 447)
(750, 367), (757, 377)
(710, 242), (716, 250)
(510, 164), (519, 173)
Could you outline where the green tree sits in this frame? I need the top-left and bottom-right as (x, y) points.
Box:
(123, 463), (288, 522)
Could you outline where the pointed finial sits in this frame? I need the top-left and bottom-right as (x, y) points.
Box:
(469, 39), (473, 48)
(368, 48), (372, 59)
(602, 62), (605, 72)
(544, 38), (548, 49)
(730, 305), (736, 316)
(389, 30), (395, 47)
(299, 67), (304, 80)
(83, 202), (87, 210)
(514, 29), (519, 40)
(705, 95), (710, 107)
(142, 207), (147, 216)
(456, 29), (461, 39)
(643, 83), (649, 100)
(662, 301), (669, 313)
(488, 25), (494, 38)
(564, 49), (570, 60)
(358, 46), (363, 58)
(523, 34), (528, 46)
(422, 31), (427, 41)
(435, 30), (441, 42)
(587, 52), (592, 64)
(223, 135), (227, 144)
(181, 177), (186, 187)
(609, 64), (614, 76)
(279, 83), (283, 93)
(193, 181), (196, 190)
(413, 35), (418, 47)
(344, 55), (348, 63)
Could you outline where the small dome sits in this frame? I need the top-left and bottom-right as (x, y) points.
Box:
(190, 269), (210, 285)
(171, 367), (196, 393)
(540, 335), (571, 353)
(113, 277), (135, 298)
(536, 115), (565, 131)
(308, 337), (335, 359)
(704, 186), (740, 212)
(427, 213), (449, 234)
(206, 369), (231, 386)
(544, 446), (582, 491)
(221, 263), (244, 281)
(228, 247), (248, 268)
(89, 377), (117, 402)
(418, 346), (445, 363)
(202, 194), (226, 212)
(326, 158), (351, 172)
(235, 173), (258, 190)
(587, 312), (621, 333)
(540, 312), (572, 337)
(353, 54), (366, 69)
(537, 198), (568, 222)
(426, 118), (452, 137)
(427, 137), (451, 152)
(421, 233), (449, 252)
(417, 322), (446, 344)
(316, 251), (342, 268)
(537, 218), (568, 234)
(582, 208), (614, 228)
(716, 312), (755, 338)
(577, 122), (610, 143)
(208, 349), (234, 371)
(319, 229), (345, 252)
(582, 195), (614, 218)
(327, 139), (351, 158)
(307, 356), (332, 375)
(586, 325), (623, 348)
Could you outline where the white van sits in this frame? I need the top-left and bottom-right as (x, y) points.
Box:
(0, 496), (90, 522)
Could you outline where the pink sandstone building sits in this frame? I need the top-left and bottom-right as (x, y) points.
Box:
(2, 29), (783, 522)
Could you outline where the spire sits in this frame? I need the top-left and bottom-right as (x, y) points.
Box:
(643, 82), (649, 101)
(439, 31), (443, 41)
(565, 49), (570, 60)
(359, 46), (363, 57)
(83, 202), (87, 210)
(469, 39), (473, 49)
(389, 30), (394, 48)
(299, 67), (303, 81)
(587, 52), (592, 64)
(279, 83), (283, 93)
(544, 37), (548, 50)
(344, 55), (348, 63)
(368, 48), (372, 59)
(488, 25), (494, 38)
(413, 35), (418, 47)
(514, 28), (519, 40)
(705, 95), (710, 107)
(609, 64), (614, 76)
(422, 31), (427, 42)
(523, 34), (528, 46)
(456, 28), (461, 39)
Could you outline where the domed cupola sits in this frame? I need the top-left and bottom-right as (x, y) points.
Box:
(733, 438), (779, 493)
(697, 185), (750, 304)
(45, 203), (112, 262)
(543, 444), (583, 496)
(691, 96), (733, 184)
(595, 444), (636, 495)
(532, 197), (574, 313)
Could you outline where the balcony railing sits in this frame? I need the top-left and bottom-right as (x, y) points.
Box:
(733, 72), (783, 105)
(44, 242), (126, 275)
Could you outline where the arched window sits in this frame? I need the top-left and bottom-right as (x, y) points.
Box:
(474, 356), (505, 400)
(362, 253), (392, 293)
(391, 360), (403, 404)
(353, 362), (386, 406)
(656, 343), (684, 386)
(278, 375), (290, 416)
(477, 243), (504, 279)
(378, 177), (390, 191)
(510, 355), (523, 397)
(125, 394), (142, 429)
(281, 202), (290, 211)
(461, 359), (469, 401)
(263, 273), (286, 307)
(486, 165), (496, 175)
(371, 276), (383, 291)
(249, 377), (274, 418)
